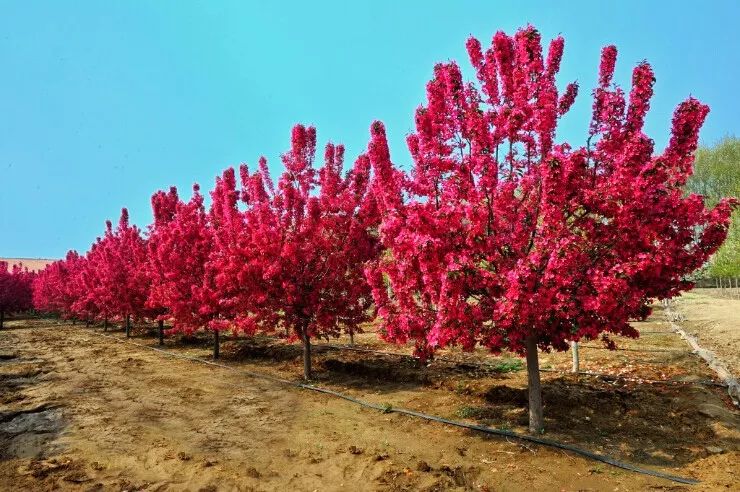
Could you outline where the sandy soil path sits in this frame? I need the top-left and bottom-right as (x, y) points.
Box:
(674, 289), (740, 378)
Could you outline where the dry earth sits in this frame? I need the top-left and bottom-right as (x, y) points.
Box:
(674, 289), (740, 378)
(0, 296), (738, 491)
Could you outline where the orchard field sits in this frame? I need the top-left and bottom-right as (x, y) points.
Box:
(1, 292), (738, 491)
(2, 18), (739, 492)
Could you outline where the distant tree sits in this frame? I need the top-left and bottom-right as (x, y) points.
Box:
(34, 213), (149, 332)
(0, 261), (35, 328)
(73, 238), (111, 323)
(90, 209), (149, 336)
(33, 251), (85, 318)
(686, 137), (740, 277)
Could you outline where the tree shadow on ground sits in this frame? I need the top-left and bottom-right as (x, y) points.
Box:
(220, 335), (523, 392)
(478, 377), (740, 467)
(317, 355), (432, 390)
(120, 329), (526, 392)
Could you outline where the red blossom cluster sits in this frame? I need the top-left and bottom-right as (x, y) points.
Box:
(0, 261), (35, 328)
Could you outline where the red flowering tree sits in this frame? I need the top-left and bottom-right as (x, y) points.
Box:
(0, 261), (35, 328)
(366, 26), (738, 432)
(210, 125), (379, 379)
(34, 213), (148, 333)
(33, 251), (85, 319)
(88, 209), (150, 336)
(32, 261), (61, 315)
(147, 185), (220, 353)
(146, 186), (180, 344)
(72, 238), (112, 325)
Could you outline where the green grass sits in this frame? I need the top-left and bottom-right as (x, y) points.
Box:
(489, 359), (523, 373)
(456, 405), (482, 419)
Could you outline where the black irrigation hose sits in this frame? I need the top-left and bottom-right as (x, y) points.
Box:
(91, 329), (699, 485)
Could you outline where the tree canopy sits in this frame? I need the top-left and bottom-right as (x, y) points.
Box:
(686, 137), (740, 277)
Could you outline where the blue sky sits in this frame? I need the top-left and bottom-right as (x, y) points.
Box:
(2, 0), (738, 258)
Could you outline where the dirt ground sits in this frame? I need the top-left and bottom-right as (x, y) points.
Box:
(1, 297), (738, 491)
(673, 289), (740, 378)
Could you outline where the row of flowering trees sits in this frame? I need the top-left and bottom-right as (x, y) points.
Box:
(33, 125), (381, 380)
(30, 25), (736, 433)
(0, 261), (35, 329)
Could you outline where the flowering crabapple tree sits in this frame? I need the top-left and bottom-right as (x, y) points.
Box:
(33, 251), (85, 320)
(87, 209), (149, 336)
(72, 238), (112, 326)
(32, 260), (62, 316)
(210, 125), (379, 379)
(202, 167), (248, 354)
(147, 185), (221, 355)
(0, 261), (35, 329)
(112, 209), (149, 336)
(34, 213), (148, 333)
(366, 26), (738, 432)
(146, 186), (180, 345)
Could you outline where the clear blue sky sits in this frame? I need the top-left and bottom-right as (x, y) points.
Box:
(2, 0), (738, 258)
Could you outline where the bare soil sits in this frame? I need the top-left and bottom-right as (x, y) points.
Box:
(0, 298), (738, 491)
(673, 289), (740, 378)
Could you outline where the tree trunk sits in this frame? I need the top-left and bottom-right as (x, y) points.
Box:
(300, 324), (312, 380)
(213, 330), (220, 359)
(125, 314), (131, 338)
(72, 318), (76, 326)
(0, 309), (4, 330)
(158, 319), (164, 346)
(525, 335), (544, 434)
(570, 341), (579, 374)
(349, 326), (354, 345)
(85, 319), (90, 328)
(104, 317), (108, 332)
